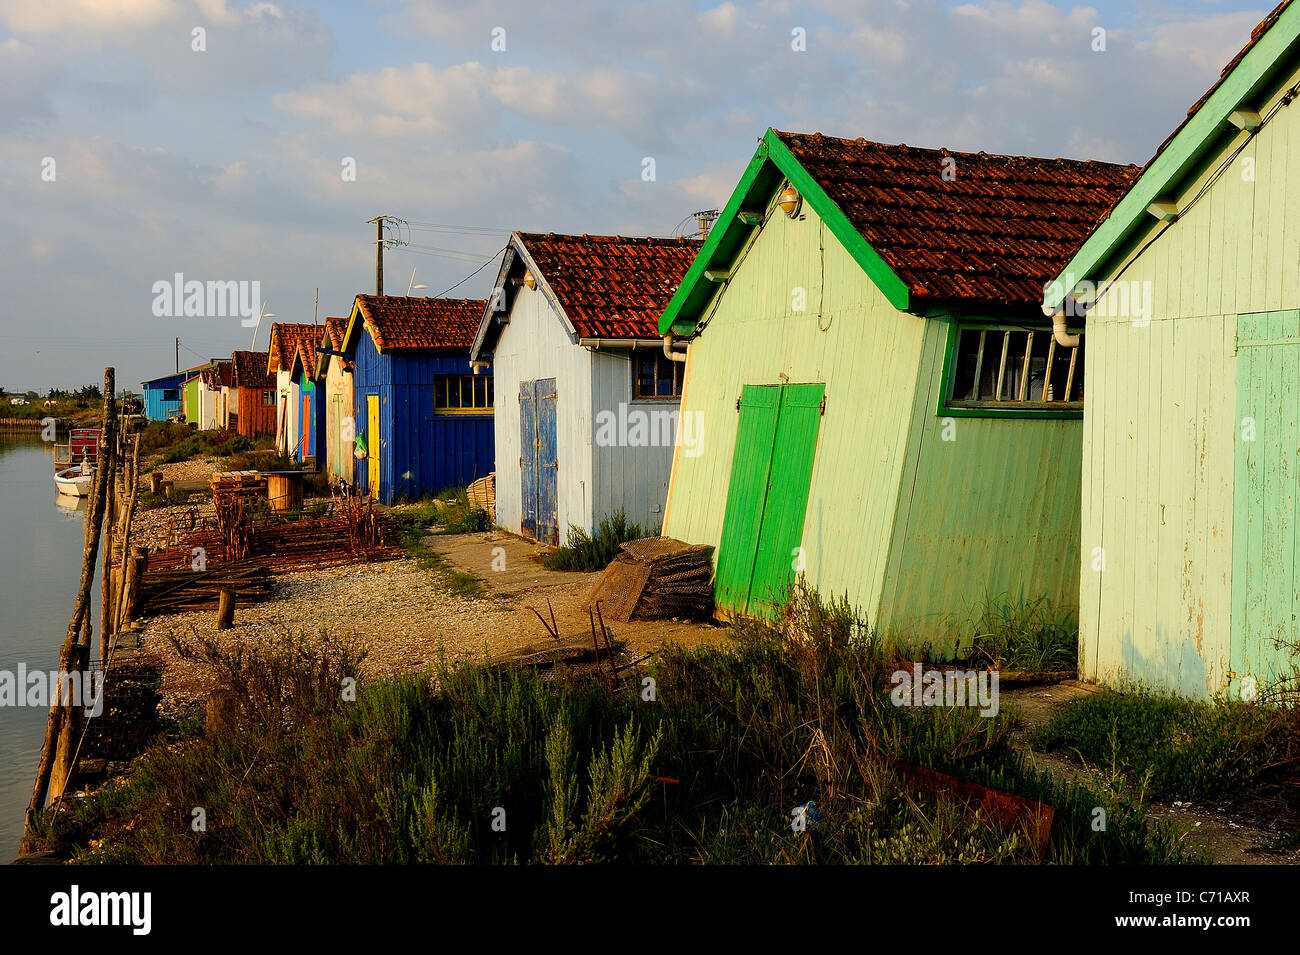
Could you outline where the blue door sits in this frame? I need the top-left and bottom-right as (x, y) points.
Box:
(519, 378), (559, 544)
(520, 381), (537, 537)
(536, 379), (558, 545)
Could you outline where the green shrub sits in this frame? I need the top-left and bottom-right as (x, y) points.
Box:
(543, 510), (649, 572)
(1036, 691), (1291, 803)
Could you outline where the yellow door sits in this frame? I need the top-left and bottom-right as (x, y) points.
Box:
(367, 394), (380, 499)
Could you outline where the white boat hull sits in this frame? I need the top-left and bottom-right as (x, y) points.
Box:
(54, 467), (94, 497)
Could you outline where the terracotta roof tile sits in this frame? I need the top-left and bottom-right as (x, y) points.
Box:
(268, 323), (325, 372)
(323, 316), (348, 351)
(774, 131), (1141, 308)
(231, 350), (273, 389)
(355, 295), (486, 350)
(517, 232), (702, 338)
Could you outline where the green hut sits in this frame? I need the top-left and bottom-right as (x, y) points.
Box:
(658, 129), (1136, 648)
(1044, 1), (1300, 699)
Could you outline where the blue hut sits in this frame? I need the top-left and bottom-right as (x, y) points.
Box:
(341, 294), (493, 502)
(289, 335), (327, 464)
(141, 371), (190, 422)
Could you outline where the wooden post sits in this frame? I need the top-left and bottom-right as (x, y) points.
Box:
(120, 547), (147, 633)
(150, 471), (162, 494)
(99, 393), (118, 654)
(216, 589), (235, 630)
(109, 438), (142, 658)
(23, 369), (115, 847)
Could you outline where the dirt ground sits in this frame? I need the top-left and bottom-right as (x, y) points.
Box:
(1005, 681), (1300, 865)
(134, 529), (727, 717)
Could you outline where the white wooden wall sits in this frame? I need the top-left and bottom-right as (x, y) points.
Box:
(588, 348), (676, 533)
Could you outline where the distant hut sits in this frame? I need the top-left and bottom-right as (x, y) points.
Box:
(229, 350), (276, 439)
(341, 295), (492, 503)
(267, 323), (324, 458)
(469, 232), (700, 544)
(316, 316), (355, 485)
(140, 372), (188, 422)
(289, 334), (326, 465)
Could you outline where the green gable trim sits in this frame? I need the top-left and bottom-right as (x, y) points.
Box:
(658, 128), (910, 337)
(1045, 2), (1300, 308)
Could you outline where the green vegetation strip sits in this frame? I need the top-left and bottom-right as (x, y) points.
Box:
(31, 590), (1208, 864)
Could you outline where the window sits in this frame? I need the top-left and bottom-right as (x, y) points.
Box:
(633, 351), (683, 399)
(162, 388), (180, 401)
(262, 390), (275, 406)
(946, 324), (1083, 412)
(434, 375), (493, 413)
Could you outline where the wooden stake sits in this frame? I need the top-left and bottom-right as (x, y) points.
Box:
(216, 589), (235, 630)
(23, 369), (115, 846)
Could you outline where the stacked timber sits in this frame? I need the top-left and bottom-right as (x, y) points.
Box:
(210, 471), (267, 506)
(585, 536), (714, 622)
(136, 561), (274, 616)
(466, 472), (496, 521)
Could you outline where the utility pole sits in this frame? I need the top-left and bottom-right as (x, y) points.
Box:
(175, 337), (179, 373)
(367, 215), (408, 297)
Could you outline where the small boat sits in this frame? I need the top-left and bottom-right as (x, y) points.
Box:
(54, 461), (94, 497)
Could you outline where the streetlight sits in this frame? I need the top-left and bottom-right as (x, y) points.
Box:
(407, 267), (427, 296)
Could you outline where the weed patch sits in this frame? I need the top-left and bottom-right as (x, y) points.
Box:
(543, 511), (650, 572)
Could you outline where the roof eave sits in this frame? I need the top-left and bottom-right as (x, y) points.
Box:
(1045, 2), (1300, 309)
(657, 128), (911, 338)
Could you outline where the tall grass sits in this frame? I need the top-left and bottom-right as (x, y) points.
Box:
(543, 510), (649, 572)
(30, 585), (1204, 864)
(962, 593), (1078, 671)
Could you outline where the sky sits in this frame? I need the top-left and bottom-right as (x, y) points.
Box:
(0, 0), (1277, 392)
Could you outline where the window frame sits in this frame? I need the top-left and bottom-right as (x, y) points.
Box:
(433, 374), (494, 415)
(937, 320), (1084, 419)
(631, 350), (684, 401)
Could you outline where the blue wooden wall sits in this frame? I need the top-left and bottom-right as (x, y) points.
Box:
(142, 372), (189, 422)
(348, 328), (494, 503)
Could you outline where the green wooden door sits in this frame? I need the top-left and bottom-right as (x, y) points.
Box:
(715, 383), (824, 617)
(1232, 310), (1300, 692)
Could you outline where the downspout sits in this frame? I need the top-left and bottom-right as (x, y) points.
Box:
(662, 333), (688, 363)
(1048, 304), (1079, 348)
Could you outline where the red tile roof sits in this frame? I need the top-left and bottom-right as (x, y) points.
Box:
(354, 295), (487, 350)
(323, 316), (348, 351)
(231, 350), (273, 389)
(268, 323), (324, 373)
(773, 130), (1141, 309)
(517, 232), (702, 338)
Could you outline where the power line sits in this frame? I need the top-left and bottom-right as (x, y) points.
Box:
(430, 245), (508, 298)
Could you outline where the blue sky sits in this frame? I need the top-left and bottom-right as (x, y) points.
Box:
(0, 0), (1276, 391)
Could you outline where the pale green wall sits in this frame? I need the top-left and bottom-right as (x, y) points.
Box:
(663, 197), (927, 627)
(879, 320), (1082, 649)
(1080, 63), (1300, 698)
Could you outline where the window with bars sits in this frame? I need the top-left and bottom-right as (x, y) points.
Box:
(633, 352), (683, 399)
(434, 375), (494, 413)
(946, 325), (1084, 412)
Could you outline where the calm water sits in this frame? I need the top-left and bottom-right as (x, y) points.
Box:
(0, 436), (101, 859)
